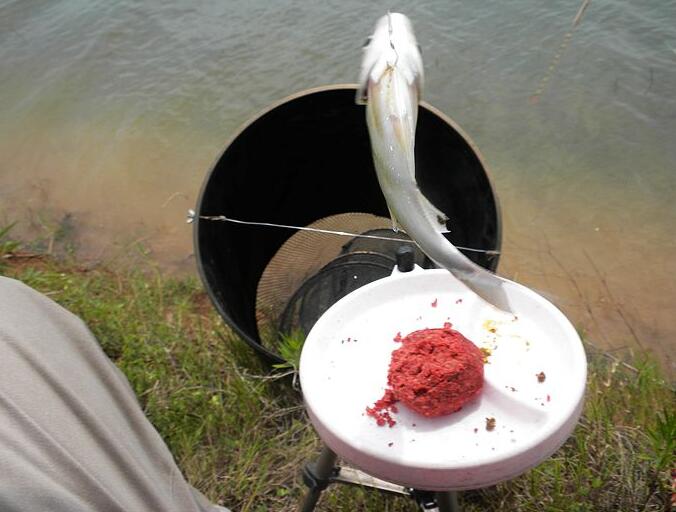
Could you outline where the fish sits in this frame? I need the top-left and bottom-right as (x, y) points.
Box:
(357, 12), (514, 312)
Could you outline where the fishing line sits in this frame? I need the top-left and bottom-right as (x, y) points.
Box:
(387, 11), (399, 68)
(529, 0), (591, 104)
(188, 211), (500, 256)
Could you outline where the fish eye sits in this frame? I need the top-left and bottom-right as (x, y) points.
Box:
(363, 36), (372, 48)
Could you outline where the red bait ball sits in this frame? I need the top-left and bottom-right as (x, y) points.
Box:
(388, 324), (484, 417)
(366, 323), (484, 425)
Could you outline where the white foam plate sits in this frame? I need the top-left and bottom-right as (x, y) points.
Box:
(299, 268), (586, 490)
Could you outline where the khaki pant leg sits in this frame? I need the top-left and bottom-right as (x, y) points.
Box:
(0, 276), (224, 512)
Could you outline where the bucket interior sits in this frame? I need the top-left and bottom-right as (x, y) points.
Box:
(194, 86), (501, 362)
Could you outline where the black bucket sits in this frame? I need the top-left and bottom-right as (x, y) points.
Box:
(194, 85), (501, 364)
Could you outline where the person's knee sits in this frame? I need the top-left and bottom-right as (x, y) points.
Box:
(0, 276), (90, 350)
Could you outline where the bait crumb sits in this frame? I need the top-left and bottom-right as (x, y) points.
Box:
(537, 371), (546, 383)
(431, 298), (438, 308)
(393, 332), (402, 342)
(473, 428), (478, 433)
(388, 442), (393, 447)
(365, 389), (398, 427)
(455, 298), (463, 304)
(547, 394), (551, 402)
(480, 347), (492, 363)
(483, 319), (498, 334)
(485, 417), (496, 431)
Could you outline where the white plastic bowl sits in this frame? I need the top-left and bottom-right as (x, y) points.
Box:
(300, 268), (586, 490)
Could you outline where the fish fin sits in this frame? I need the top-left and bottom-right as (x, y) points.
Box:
(356, 81), (369, 105)
(354, 57), (384, 105)
(418, 191), (450, 233)
(413, 73), (423, 101)
(386, 195), (450, 234)
(387, 206), (404, 233)
(356, 62), (377, 105)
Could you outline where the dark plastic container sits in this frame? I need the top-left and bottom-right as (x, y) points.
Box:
(194, 85), (501, 364)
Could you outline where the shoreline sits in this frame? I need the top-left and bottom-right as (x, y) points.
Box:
(2, 211), (673, 381)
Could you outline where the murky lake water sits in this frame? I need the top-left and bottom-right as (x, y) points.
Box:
(1, 0), (674, 375)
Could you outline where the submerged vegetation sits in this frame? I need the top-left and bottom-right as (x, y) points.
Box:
(0, 228), (673, 511)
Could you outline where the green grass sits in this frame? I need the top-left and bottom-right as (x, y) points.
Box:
(0, 235), (673, 511)
(0, 222), (22, 271)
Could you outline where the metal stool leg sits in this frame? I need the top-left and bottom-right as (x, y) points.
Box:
(298, 446), (338, 512)
(435, 491), (460, 512)
(298, 448), (462, 511)
(414, 490), (461, 512)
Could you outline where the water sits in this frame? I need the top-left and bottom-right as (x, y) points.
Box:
(1, 0), (674, 374)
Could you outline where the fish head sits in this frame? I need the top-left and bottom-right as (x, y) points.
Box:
(356, 12), (424, 104)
